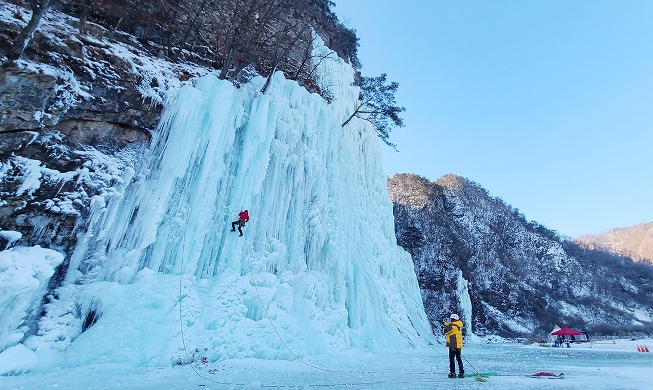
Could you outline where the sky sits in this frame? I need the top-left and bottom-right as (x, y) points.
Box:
(334, 0), (653, 238)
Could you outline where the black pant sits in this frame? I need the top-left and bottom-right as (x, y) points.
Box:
(449, 348), (463, 374)
(231, 220), (245, 236)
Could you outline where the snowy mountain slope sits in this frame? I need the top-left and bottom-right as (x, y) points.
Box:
(389, 173), (653, 338)
(577, 222), (653, 265)
(0, 3), (433, 374)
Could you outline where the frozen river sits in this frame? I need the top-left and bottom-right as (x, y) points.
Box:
(3, 341), (653, 389)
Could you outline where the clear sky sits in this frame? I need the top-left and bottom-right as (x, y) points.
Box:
(334, 0), (653, 238)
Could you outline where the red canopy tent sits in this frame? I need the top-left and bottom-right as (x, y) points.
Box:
(551, 327), (584, 336)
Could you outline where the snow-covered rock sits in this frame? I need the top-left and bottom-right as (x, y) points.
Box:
(389, 173), (653, 338)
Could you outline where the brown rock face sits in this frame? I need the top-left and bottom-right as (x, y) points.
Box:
(0, 12), (165, 255)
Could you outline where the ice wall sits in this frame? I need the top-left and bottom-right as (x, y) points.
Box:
(0, 245), (63, 352)
(24, 38), (434, 366)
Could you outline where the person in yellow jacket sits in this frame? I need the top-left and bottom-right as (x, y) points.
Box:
(443, 313), (464, 378)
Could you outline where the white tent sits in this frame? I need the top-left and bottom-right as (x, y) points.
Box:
(547, 325), (562, 343)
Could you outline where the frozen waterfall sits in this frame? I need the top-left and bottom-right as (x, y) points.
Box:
(14, 39), (434, 367)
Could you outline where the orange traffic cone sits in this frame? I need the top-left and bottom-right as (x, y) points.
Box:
(645, 345), (650, 353)
(637, 345), (642, 352)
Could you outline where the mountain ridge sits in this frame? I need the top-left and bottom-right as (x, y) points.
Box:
(389, 173), (653, 338)
(576, 222), (653, 265)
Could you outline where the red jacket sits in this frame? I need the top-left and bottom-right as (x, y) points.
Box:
(239, 210), (249, 222)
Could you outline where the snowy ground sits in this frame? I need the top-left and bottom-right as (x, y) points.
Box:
(3, 340), (652, 389)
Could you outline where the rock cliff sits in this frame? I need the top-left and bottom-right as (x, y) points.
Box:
(0, 6), (205, 254)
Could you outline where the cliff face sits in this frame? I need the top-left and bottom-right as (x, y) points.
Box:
(0, 7), (215, 358)
(389, 173), (653, 338)
(0, 6), (206, 254)
(577, 222), (653, 265)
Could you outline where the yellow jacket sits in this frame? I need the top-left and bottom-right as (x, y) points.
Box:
(443, 319), (463, 349)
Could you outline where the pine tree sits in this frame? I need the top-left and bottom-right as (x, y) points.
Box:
(342, 73), (404, 149)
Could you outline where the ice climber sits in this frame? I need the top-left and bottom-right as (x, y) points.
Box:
(443, 313), (464, 378)
(230, 210), (250, 236)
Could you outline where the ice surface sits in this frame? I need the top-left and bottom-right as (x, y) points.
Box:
(3, 341), (653, 389)
(0, 246), (64, 353)
(0, 230), (22, 249)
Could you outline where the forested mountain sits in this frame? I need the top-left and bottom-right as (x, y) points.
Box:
(389, 173), (653, 338)
(577, 222), (653, 265)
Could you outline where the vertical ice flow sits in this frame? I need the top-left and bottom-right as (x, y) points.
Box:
(64, 36), (434, 359)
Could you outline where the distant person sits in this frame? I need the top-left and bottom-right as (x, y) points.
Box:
(443, 313), (464, 378)
(231, 210), (250, 237)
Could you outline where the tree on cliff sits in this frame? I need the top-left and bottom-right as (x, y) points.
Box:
(1, 0), (359, 102)
(214, 0), (294, 80)
(5, 0), (54, 62)
(342, 73), (405, 149)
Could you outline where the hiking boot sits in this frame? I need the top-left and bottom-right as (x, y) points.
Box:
(448, 372), (456, 378)
(458, 372), (465, 378)
(231, 229), (235, 232)
(239, 233), (243, 237)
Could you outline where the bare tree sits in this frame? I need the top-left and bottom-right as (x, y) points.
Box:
(65, 0), (102, 35)
(213, 0), (267, 80)
(174, 0), (214, 60)
(211, 0), (312, 81)
(77, 0), (91, 35)
(259, 9), (312, 92)
(291, 28), (336, 79)
(5, 0), (54, 62)
(3, 0), (364, 103)
(103, 0), (138, 37)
